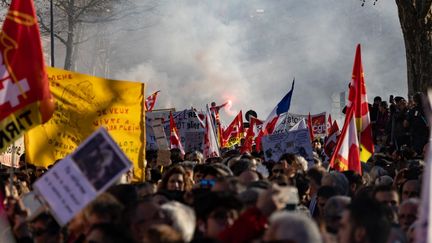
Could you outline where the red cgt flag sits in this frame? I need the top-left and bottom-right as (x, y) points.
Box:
(348, 44), (374, 162)
(222, 110), (244, 148)
(0, 0), (54, 151)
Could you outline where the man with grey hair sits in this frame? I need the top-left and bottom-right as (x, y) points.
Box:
(160, 201), (196, 242)
(321, 171), (349, 196)
(397, 198), (419, 234)
(263, 211), (322, 243)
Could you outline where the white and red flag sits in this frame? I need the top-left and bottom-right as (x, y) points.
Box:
(347, 44), (374, 162)
(145, 90), (160, 112)
(0, 0), (54, 151)
(204, 105), (220, 158)
(241, 116), (262, 153)
(169, 111), (185, 155)
(324, 121), (340, 157)
(222, 110), (244, 148)
(329, 107), (361, 174)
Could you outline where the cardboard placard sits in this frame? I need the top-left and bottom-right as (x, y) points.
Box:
(33, 128), (132, 226)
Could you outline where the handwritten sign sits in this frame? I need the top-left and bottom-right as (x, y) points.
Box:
(26, 67), (145, 181)
(0, 136), (24, 168)
(261, 129), (314, 167)
(147, 109), (205, 152)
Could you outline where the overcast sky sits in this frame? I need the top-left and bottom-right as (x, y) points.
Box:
(76, 0), (407, 123)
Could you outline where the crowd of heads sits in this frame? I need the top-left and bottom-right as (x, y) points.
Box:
(0, 93), (429, 243)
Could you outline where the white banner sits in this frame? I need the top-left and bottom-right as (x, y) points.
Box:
(273, 112), (327, 138)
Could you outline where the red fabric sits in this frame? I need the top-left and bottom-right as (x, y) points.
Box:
(348, 44), (374, 160)
(218, 207), (268, 243)
(169, 111), (185, 155)
(222, 110), (244, 148)
(145, 90), (160, 111)
(240, 116), (262, 153)
(0, 0), (53, 122)
(307, 112), (314, 141)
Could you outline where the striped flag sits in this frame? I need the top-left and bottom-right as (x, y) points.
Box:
(330, 106), (361, 174)
(256, 79), (295, 151)
(347, 44), (374, 162)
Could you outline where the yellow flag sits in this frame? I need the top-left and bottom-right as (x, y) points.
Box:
(25, 67), (146, 182)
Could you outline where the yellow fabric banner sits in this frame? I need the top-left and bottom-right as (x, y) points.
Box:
(25, 67), (146, 181)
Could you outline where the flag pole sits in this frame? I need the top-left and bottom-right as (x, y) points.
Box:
(9, 142), (15, 196)
(50, 0), (55, 67)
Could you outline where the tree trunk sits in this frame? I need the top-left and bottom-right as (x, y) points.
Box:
(63, 0), (75, 70)
(396, 0), (432, 95)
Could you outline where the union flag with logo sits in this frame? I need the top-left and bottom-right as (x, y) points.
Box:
(222, 110), (244, 148)
(0, 0), (54, 151)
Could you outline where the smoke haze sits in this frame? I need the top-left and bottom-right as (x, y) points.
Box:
(59, 0), (407, 123)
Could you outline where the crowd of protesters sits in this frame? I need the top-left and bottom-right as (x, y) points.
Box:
(0, 93), (429, 243)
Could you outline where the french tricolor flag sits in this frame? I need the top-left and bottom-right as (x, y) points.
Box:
(262, 79), (295, 134)
(256, 79), (295, 151)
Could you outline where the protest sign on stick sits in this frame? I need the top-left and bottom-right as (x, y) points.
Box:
(261, 128), (314, 168)
(34, 127), (132, 226)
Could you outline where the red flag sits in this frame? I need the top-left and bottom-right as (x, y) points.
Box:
(0, 0), (54, 151)
(330, 107), (361, 174)
(347, 44), (374, 162)
(145, 90), (160, 112)
(324, 121), (340, 157)
(241, 116), (263, 153)
(222, 111), (244, 148)
(169, 111), (185, 155)
(327, 114), (333, 135)
(307, 113), (314, 142)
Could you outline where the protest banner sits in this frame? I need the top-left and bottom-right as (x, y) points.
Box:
(25, 67), (146, 181)
(34, 128), (132, 226)
(261, 128), (314, 167)
(0, 136), (24, 168)
(273, 112), (327, 138)
(146, 109), (205, 152)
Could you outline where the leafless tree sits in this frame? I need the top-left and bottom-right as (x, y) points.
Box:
(36, 0), (157, 71)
